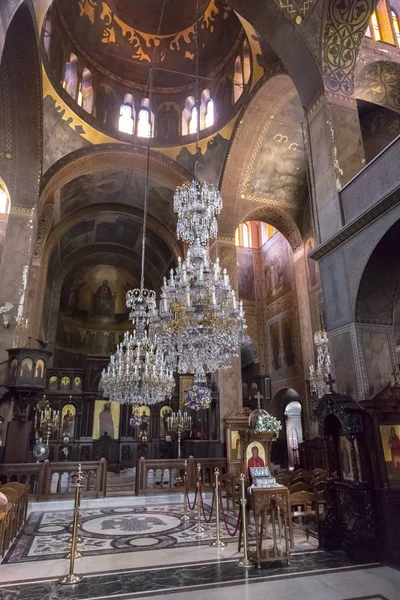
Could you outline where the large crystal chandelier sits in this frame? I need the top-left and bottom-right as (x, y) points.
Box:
(149, 0), (247, 381)
(99, 71), (174, 405)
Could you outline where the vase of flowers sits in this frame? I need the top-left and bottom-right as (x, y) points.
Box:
(254, 413), (282, 437)
(184, 384), (212, 411)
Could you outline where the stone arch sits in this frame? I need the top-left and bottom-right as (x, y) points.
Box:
(239, 205), (303, 253)
(29, 203), (181, 339)
(219, 73), (305, 242)
(356, 219), (400, 326)
(39, 144), (191, 211)
(0, 0), (42, 209)
(45, 244), (155, 356)
(227, 0), (323, 108)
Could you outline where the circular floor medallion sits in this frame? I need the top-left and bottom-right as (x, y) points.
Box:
(128, 537), (159, 547)
(38, 525), (65, 533)
(82, 512), (181, 536)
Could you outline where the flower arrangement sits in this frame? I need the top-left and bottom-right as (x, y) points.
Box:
(254, 413), (282, 436)
(184, 384), (212, 411)
(129, 413), (142, 427)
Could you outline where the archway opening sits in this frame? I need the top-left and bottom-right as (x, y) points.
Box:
(284, 397), (303, 469)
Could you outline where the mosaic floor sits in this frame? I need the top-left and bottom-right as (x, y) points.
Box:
(3, 502), (254, 564)
(0, 497), (398, 600)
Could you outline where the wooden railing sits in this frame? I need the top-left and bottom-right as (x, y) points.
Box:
(135, 456), (227, 495)
(0, 459), (107, 501)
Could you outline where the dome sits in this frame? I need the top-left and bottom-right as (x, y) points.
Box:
(50, 0), (243, 90)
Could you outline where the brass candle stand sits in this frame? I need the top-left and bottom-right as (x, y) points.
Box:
(58, 464), (83, 585)
(166, 410), (192, 459)
(237, 473), (253, 568)
(193, 463), (205, 533)
(210, 467), (226, 548)
(181, 459), (190, 523)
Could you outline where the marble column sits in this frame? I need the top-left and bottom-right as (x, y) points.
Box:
(0, 207), (36, 366)
(306, 93), (365, 243)
(209, 237), (242, 440)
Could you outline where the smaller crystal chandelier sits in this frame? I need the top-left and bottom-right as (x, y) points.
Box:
(100, 329), (174, 405)
(99, 71), (175, 406)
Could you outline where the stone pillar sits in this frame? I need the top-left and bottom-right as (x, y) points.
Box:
(293, 247), (315, 438)
(306, 94), (365, 243)
(209, 237), (242, 440)
(0, 206), (36, 369)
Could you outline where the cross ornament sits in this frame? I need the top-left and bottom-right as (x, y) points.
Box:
(326, 373), (336, 394)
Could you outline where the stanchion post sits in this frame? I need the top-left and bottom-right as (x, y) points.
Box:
(237, 473), (254, 568)
(210, 467), (226, 548)
(193, 463), (205, 533)
(58, 465), (83, 585)
(181, 459), (189, 523)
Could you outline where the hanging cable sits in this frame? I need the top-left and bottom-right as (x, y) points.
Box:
(139, 0), (167, 292)
(195, 0), (200, 180)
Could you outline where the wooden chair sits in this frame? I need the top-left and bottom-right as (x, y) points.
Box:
(289, 491), (316, 544)
(312, 468), (328, 478)
(312, 474), (327, 487)
(276, 473), (292, 486)
(290, 481), (313, 493)
(0, 492), (9, 557)
(0, 488), (19, 545)
(291, 471), (312, 484)
(2, 482), (29, 525)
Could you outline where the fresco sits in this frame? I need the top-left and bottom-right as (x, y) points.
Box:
(247, 96), (306, 204)
(363, 330), (393, 397)
(263, 233), (292, 306)
(237, 251), (255, 303)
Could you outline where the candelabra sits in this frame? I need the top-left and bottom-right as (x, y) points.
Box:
(35, 395), (60, 445)
(166, 410), (192, 459)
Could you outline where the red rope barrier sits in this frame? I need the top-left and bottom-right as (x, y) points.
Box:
(200, 483), (215, 523)
(218, 488), (241, 537)
(186, 480), (197, 511)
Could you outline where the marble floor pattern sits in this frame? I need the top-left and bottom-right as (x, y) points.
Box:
(0, 496), (397, 600)
(2, 500), (317, 565)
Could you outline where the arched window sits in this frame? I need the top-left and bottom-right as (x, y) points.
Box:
(235, 223), (252, 248)
(81, 68), (94, 114)
(0, 180), (10, 215)
(189, 105), (198, 135)
(62, 53), (79, 100)
(200, 89), (214, 130)
(371, 11), (382, 41)
(137, 98), (154, 138)
(243, 39), (251, 85)
(392, 8), (400, 45)
(119, 94), (135, 135)
(182, 96), (196, 136)
(233, 55), (244, 103)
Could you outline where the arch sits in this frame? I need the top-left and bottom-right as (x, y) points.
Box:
(233, 54), (244, 103)
(0, 177), (11, 215)
(219, 73), (304, 245)
(0, 0), (42, 210)
(137, 98), (154, 138)
(226, 0), (323, 108)
(63, 53), (79, 100)
(391, 7), (400, 44)
(38, 145), (191, 211)
(200, 89), (214, 130)
(119, 94), (135, 135)
(29, 202), (182, 339)
(81, 68), (94, 114)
